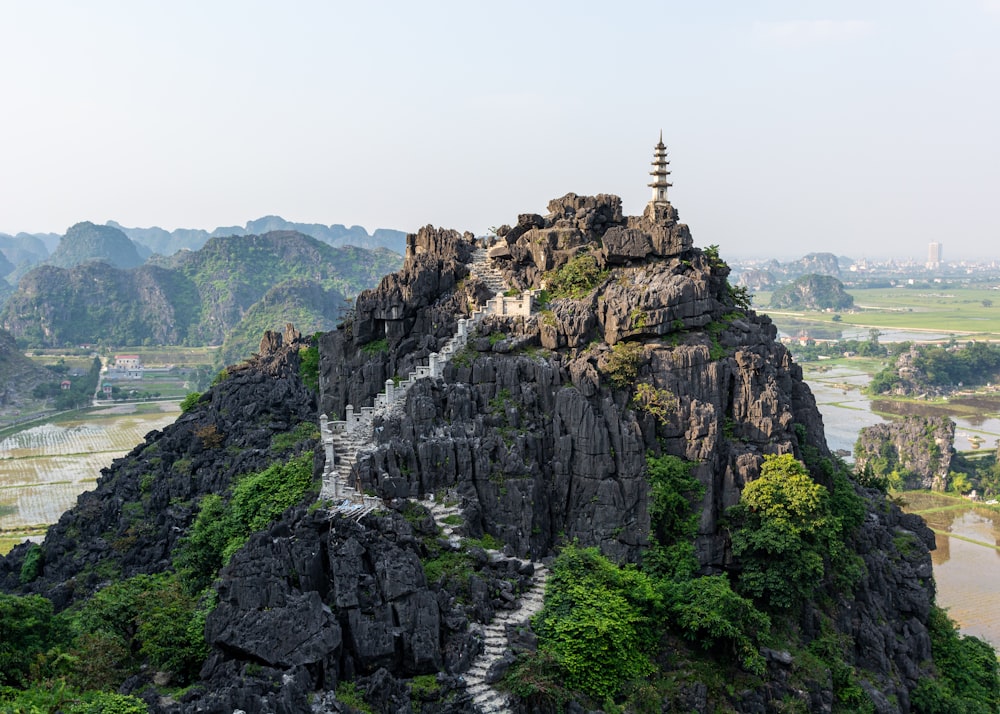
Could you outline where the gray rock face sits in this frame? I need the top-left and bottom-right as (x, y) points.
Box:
(854, 416), (955, 490)
(316, 191), (941, 711)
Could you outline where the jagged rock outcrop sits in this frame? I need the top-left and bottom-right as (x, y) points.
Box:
(0, 189), (951, 713)
(854, 416), (955, 490)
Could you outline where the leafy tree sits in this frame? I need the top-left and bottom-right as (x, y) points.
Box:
(661, 575), (769, 675)
(533, 546), (660, 699)
(729, 454), (830, 609)
(0, 594), (66, 687)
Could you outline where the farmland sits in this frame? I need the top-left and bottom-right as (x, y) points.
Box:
(0, 401), (181, 554)
(757, 285), (1000, 341)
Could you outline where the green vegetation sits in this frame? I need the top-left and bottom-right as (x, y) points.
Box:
(0, 573), (208, 702)
(509, 454), (772, 708)
(532, 546), (660, 699)
(18, 544), (43, 585)
(728, 453), (865, 609)
(911, 606), (999, 713)
(544, 254), (609, 299)
(632, 383), (678, 422)
(603, 341), (645, 388)
(298, 339), (321, 392)
(31, 356), (101, 410)
(642, 454), (702, 579)
(175, 452), (317, 590)
(271, 420), (320, 453)
(868, 340), (1000, 395)
(179, 391), (202, 413)
(360, 337), (388, 355)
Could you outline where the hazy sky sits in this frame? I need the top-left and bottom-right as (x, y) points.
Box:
(1, 1), (998, 261)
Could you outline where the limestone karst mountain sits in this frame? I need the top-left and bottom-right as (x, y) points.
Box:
(0, 231), (401, 350)
(0, 140), (995, 713)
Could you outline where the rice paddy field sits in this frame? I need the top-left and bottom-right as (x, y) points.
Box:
(757, 285), (1000, 340)
(0, 401), (181, 554)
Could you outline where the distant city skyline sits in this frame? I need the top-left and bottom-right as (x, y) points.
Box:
(1, 1), (998, 261)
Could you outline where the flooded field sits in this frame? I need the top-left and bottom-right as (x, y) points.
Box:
(801, 362), (1000, 648)
(903, 492), (1000, 649)
(0, 402), (180, 553)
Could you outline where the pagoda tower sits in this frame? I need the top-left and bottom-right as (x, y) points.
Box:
(648, 131), (672, 207)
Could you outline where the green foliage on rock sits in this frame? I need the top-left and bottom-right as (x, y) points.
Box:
(911, 606), (1000, 714)
(544, 254), (609, 299)
(71, 572), (210, 683)
(298, 340), (321, 392)
(18, 544), (43, 585)
(0, 682), (147, 714)
(603, 341), (645, 388)
(179, 391), (202, 413)
(729, 453), (865, 610)
(0, 593), (66, 687)
(533, 546), (661, 700)
(643, 453), (702, 579)
(174, 453), (317, 590)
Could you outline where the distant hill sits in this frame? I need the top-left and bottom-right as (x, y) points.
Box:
(768, 273), (854, 310)
(218, 279), (347, 366)
(109, 216), (408, 256)
(736, 251), (842, 291)
(46, 222), (145, 270)
(0, 326), (49, 410)
(0, 232), (51, 282)
(0, 231), (402, 351)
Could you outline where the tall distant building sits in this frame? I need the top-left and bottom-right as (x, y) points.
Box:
(927, 241), (943, 270)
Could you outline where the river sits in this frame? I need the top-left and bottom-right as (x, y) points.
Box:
(802, 361), (1000, 649)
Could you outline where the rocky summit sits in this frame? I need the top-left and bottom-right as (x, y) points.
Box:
(1, 170), (992, 713)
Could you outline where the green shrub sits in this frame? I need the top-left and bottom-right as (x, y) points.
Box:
(179, 391), (202, 413)
(298, 343), (320, 391)
(604, 341), (645, 388)
(70, 572), (209, 685)
(661, 575), (769, 675)
(175, 453), (317, 589)
(911, 606), (1000, 713)
(336, 681), (372, 713)
(643, 454), (703, 579)
(545, 255), (609, 299)
(271, 421), (321, 453)
(360, 337), (388, 355)
(533, 546), (660, 699)
(633, 383), (678, 422)
(0, 593), (65, 687)
(18, 544), (43, 585)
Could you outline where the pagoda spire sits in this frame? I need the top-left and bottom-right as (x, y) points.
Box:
(648, 131), (672, 206)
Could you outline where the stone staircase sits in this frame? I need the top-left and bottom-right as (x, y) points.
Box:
(319, 247), (537, 514)
(423, 492), (549, 714)
(464, 562), (548, 714)
(317, 244), (549, 711)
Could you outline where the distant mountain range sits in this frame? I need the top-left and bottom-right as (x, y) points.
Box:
(0, 230), (402, 358)
(0, 216), (407, 290)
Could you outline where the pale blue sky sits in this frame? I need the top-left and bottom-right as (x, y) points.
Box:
(1, 1), (998, 260)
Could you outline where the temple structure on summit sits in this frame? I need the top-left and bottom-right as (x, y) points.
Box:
(648, 131), (672, 207)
